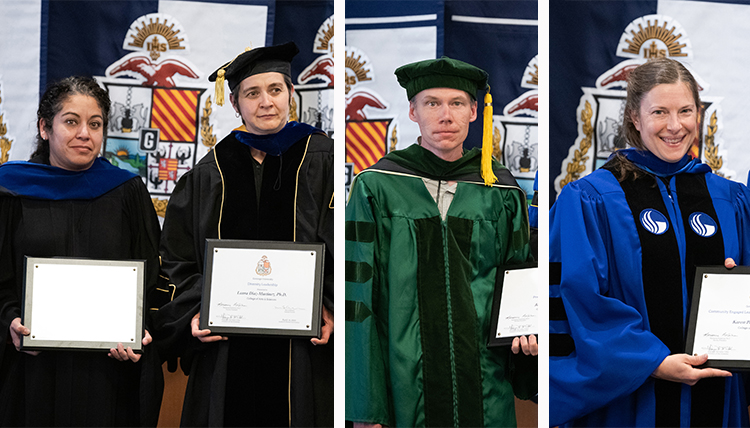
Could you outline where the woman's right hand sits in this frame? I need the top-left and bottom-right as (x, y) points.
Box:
(9, 318), (39, 356)
(190, 312), (227, 343)
(651, 353), (731, 386)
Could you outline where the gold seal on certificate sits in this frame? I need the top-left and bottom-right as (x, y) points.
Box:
(21, 257), (145, 352)
(488, 262), (538, 347)
(199, 239), (325, 338)
(686, 265), (750, 369)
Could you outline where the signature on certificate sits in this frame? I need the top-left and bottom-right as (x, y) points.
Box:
(274, 305), (306, 314)
(219, 313), (244, 323)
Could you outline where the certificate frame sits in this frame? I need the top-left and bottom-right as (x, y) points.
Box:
(21, 257), (145, 352)
(685, 265), (750, 370)
(199, 239), (325, 338)
(488, 262), (538, 347)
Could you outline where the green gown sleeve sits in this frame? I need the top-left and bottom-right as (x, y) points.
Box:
(344, 176), (392, 426)
(497, 184), (537, 400)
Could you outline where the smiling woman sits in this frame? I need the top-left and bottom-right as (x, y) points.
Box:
(631, 83), (698, 163)
(549, 58), (750, 427)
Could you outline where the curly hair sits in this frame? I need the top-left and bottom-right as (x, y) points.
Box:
(620, 58), (702, 150)
(30, 76), (111, 161)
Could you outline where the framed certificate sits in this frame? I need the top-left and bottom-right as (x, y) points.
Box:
(686, 266), (750, 369)
(21, 257), (145, 352)
(199, 239), (325, 338)
(488, 262), (538, 347)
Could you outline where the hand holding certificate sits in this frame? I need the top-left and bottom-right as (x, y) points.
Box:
(488, 263), (538, 347)
(686, 265), (750, 369)
(21, 257), (145, 352)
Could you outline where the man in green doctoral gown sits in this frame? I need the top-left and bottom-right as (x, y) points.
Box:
(345, 57), (537, 427)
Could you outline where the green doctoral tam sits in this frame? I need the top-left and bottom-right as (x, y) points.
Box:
(394, 56), (489, 101)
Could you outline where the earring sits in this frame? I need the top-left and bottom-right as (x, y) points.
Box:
(235, 112), (240, 118)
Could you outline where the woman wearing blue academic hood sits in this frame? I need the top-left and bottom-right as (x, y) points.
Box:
(550, 58), (750, 427)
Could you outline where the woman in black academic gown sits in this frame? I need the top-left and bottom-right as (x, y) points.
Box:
(0, 76), (164, 426)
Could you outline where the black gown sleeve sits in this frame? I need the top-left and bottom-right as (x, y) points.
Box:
(152, 162), (221, 363)
(317, 145), (334, 312)
(122, 178), (165, 325)
(295, 135), (334, 312)
(121, 178), (166, 427)
(0, 196), (21, 364)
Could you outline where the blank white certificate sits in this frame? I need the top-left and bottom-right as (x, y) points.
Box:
(23, 258), (144, 350)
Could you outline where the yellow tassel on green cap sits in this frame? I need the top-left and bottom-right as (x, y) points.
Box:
(481, 86), (497, 186)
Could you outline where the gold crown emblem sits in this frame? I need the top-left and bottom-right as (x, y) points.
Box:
(621, 18), (687, 59)
(345, 49), (373, 95)
(526, 63), (538, 87)
(315, 16), (334, 54)
(127, 15), (186, 61)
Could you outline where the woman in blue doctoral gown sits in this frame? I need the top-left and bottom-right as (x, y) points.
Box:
(550, 58), (750, 427)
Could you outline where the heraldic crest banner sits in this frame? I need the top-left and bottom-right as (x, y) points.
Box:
(549, 0), (750, 204)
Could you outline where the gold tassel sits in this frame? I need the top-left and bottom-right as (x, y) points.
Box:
(214, 47), (252, 107)
(215, 69), (226, 106)
(481, 87), (497, 186)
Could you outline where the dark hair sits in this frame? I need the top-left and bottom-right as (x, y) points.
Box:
(31, 76), (111, 161)
(284, 75), (293, 97)
(620, 58), (702, 150)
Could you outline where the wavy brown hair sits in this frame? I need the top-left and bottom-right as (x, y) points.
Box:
(31, 76), (110, 161)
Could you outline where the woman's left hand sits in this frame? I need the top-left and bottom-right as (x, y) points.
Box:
(512, 335), (538, 356)
(108, 330), (151, 362)
(311, 305), (334, 346)
(725, 258), (736, 269)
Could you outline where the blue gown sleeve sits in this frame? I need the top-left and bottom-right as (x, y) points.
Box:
(733, 184), (750, 264)
(549, 178), (671, 426)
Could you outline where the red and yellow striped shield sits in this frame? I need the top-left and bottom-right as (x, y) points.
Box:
(346, 119), (392, 174)
(151, 89), (200, 142)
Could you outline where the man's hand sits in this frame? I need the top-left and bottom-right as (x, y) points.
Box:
(9, 318), (39, 356)
(511, 335), (538, 356)
(109, 330), (152, 362)
(353, 423), (384, 428)
(311, 305), (334, 346)
(652, 353), (732, 386)
(191, 312), (227, 342)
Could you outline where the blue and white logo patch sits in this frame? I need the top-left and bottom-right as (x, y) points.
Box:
(640, 209), (669, 235)
(689, 212), (717, 238)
